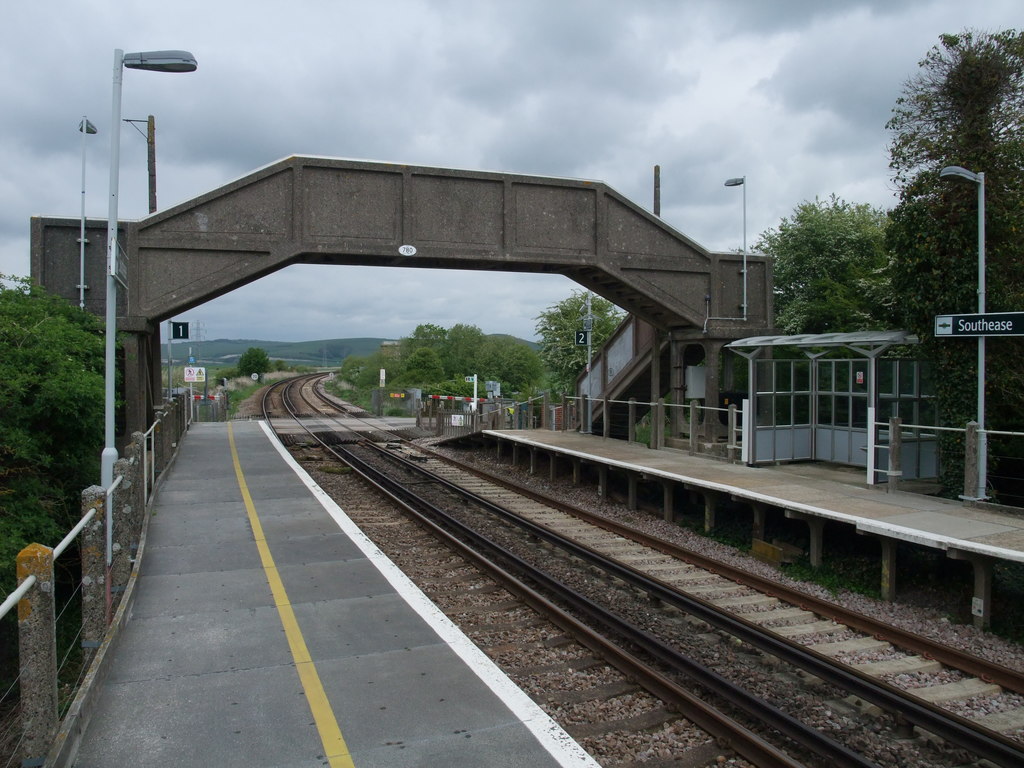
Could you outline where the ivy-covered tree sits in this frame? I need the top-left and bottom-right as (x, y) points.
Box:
(1, 276), (104, 679)
(886, 29), (1024, 493)
(535, 291), (624, 395)
(756, 196), (890, 334)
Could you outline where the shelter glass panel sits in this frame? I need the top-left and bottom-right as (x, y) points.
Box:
(899, 361), (917, 396)
(819, 362), (833, 392)
(852, 362), (869, 393)
(852, 396), (868, 429)
(794, 394), (811, 425)
(818, 395), (833, 425)
(794, 360), (810, 392)
(835, 395), (850, 427)
(776, 362), (792, 392)
(879, 360), (896, 397)
(775, 394), (792, 427)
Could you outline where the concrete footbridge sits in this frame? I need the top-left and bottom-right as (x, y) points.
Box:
(31, 156), (772, 446)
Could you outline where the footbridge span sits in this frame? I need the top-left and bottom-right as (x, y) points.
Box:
(31, 155), (772, 441)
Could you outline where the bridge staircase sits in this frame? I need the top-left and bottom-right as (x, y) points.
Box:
(579, 314), (671, 439)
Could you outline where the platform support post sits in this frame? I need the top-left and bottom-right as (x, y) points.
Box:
(571, 458), (582, 486)
(879, 537), (897, 601)
(785, 511), (825, 567)
(627, 472), (638, 511)
(948, 548), (994, 630)
(661, 480), (674, 522)
(702, 491), (720, 533)
(751, 501), (768, 542)
(548, 452), (558, 482)
(528, 447), (537, 475)
(597, 465), (608, 499)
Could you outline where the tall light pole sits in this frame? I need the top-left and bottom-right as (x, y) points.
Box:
(724, 176), (747, 319)
(102, 49), (197, 489)
(940, 164), (986, 500)
(78, 118), (98, 310)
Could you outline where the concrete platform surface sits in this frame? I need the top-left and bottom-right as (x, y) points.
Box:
(72, 421), (597, 768)
(485, 430), (1024, 564)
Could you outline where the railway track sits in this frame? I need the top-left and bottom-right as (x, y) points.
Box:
(260, 375), (1024, 766)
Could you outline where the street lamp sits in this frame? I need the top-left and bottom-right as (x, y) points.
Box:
(724, 176), (747, 320)
(78, 118), (97, 310)
(939, 164), (986, 500)
(102, 49), (197, 489)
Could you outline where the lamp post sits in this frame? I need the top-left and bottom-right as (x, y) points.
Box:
(939, 164), (986, 500)
(724, 176), (747, 319)
(78, 118), (97, 310)
(102, 49), (197, 489)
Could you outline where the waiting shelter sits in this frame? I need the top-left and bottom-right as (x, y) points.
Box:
(726, 331), (937, 481)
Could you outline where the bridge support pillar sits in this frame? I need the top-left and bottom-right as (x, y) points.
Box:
(948, 548), (994, 630)
(123, 328), (160, 448)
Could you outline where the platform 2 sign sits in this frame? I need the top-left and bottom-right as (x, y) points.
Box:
(934, 312), (1024, 337)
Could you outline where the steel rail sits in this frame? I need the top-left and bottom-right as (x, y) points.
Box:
(383, 444), (1024, 768)
(335, 440), (889, 768)
(262, 386), (824, 768)
(428, 445), (1024, 695)
(329, 441), (828, 768)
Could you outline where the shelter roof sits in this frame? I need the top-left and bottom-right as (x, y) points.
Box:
(726, 330), (918, 356)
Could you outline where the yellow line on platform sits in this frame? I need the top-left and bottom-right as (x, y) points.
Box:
(228, 423), (355, 768)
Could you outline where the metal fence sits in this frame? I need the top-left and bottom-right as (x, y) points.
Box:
(868, 409), (1024, 505)
(1, 395), (188, 767)
(565, 394), (742, 457)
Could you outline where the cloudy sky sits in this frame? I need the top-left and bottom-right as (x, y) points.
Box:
(3, 1), (1018, 343)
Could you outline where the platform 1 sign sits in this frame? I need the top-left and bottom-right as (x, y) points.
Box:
(935, 312), (1024, 337)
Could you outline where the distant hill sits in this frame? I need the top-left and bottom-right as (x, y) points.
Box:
(181, 338), (395, 368)
(179, 335), (537, 369)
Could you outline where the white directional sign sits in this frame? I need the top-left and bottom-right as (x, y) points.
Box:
(935, 312), (1024, 337)
(183, 366), (206, 383)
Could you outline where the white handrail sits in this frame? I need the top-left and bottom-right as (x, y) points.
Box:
(53, 507), (98, 559)
(0, 575), (36, 621)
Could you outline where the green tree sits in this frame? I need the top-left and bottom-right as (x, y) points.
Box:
(477, 337), (544, 394)
(535, 291), (624, 395)
(395, 346), (445, 386)
(442, 323), (486, 379)
(237, 347), (271, 378)
(756, 196), (890, 334)
(886, 29), (1024, 493)
(1, 276), (104, 675)
(399, 323), (448, 359)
